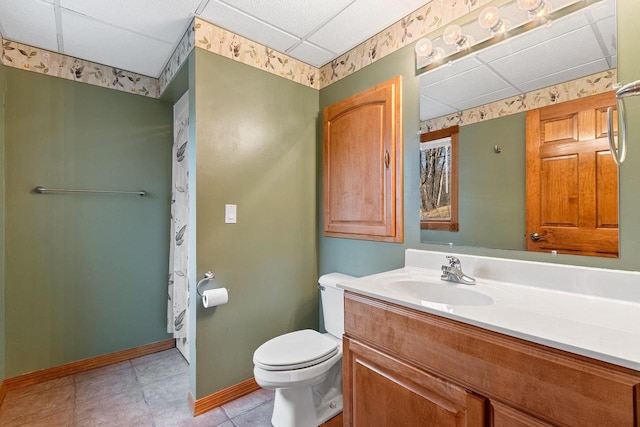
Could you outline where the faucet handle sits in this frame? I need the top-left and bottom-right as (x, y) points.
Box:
(446, 256), (461, 267)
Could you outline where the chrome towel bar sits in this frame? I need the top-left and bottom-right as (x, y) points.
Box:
(33, 186), (147, 196)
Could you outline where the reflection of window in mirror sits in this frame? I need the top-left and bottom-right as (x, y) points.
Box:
(420, 126), (459, 231)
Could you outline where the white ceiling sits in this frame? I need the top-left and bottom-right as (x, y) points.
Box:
(419, 0), (616, 120)
(0, 0), (429, 78)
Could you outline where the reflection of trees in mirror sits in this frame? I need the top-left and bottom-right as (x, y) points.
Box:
(420, 126), (459, 232)
(420, 144), (451, 219)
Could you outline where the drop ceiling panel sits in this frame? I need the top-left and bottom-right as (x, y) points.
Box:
(488, 26), (604, 86)
(420, 96), (458, 121)
(476, 11), (591, 64)
(61, 10), (173, 77)
(0, 0), (58, 52)
(199, 1), (301, 54)
(420, 56), (483, 89)
(422, 66), (514, 106)
(451, 86), (520, 111)
(60, 0), (201, 44)
(516, 59), (611, 93)
(287, 42), (335, 67)
(307, 0), (426, 56)
(587, 0), (616, 21)
(596, 16), (617, 57)
(219, 0), (354, 38)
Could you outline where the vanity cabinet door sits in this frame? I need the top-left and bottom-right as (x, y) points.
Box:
(322, 76), (403, 242)
(343, 337), (486, 427)
(490, 401), (553, 427)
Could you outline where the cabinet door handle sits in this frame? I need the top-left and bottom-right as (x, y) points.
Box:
(384, 150), (390, 169)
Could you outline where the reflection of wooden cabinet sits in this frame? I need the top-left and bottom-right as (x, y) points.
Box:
(322, 76), (403, 242)
(343, 292), (640, 427)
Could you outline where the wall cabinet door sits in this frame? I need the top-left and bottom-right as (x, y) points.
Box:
(323, 76), (403, 242)
(343, 337), (486, 427)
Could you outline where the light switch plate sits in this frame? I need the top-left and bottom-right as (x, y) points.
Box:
(225, 204), (237, 223)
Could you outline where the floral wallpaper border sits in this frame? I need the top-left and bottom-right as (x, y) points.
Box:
(318, 0), (494, 89)
(420, 69), (617, 131)
(1, 36), (160, 98)
(192, 17), (320, 90)
(159, 23), (196, 94)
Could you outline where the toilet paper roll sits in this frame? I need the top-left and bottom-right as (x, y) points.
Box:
(202, 288), (229, 308)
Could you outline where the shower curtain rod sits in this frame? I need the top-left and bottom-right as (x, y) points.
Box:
(33, 186), (147, 197)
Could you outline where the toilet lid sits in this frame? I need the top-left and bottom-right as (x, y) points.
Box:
(253, 329), (338, 371)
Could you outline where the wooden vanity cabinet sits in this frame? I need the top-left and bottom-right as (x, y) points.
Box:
(343, 292), (640, 427)
(344, 337), (486, 426)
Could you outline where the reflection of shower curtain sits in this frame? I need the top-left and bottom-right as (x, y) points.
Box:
(168, 92), (190, 352)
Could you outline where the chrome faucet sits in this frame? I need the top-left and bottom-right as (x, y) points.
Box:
(441, 256), (476, 285)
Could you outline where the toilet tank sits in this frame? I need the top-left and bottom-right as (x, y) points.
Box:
(319, 273), (354, 338)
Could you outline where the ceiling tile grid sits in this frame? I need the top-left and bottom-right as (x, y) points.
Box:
(419, 1), (617, 121)
(421, 69), (616, 132)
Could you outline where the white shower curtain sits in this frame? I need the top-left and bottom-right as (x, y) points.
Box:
(168, 93), (190, 344)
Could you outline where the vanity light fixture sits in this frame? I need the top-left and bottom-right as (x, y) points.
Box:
(517, 0), (554, 17)
(478, 6), (511, 35)
(416, 0), (600, 74)
(442, 24), (472, 49)
(415, 38), (446, 64)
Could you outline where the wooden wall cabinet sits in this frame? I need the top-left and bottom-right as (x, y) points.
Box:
(343, 292), (640, 427)
(323, 76), (403, 242)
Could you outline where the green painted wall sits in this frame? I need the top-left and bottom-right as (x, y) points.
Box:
(0, 61), (5, 381)
(421, 113), (526, 250)
(194, 50), (319, 397)
(616, 0), (640, 271)
(319, 3), (640, 277)
(3, 68), (172, 376)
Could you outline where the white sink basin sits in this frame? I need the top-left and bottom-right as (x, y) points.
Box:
(384, 280), (493, 306)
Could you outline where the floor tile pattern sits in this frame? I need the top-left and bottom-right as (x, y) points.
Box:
(0, 349), (275, 426)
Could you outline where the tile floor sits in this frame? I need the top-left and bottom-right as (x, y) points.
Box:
(0, 349), (275, 427)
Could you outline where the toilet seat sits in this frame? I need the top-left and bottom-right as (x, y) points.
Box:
(253, 329), (338, 371)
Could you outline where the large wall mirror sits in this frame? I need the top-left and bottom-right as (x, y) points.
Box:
(417, 0), (618, 258)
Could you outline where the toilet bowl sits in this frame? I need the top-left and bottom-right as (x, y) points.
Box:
(253, 273), (353, 427)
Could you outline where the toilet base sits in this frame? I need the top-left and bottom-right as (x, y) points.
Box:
(270, 386), (343, 427)
(272, 387), (317, 427)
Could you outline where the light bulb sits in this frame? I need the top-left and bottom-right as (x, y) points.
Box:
(415, 38), (433, 57)
(478, 6), (511, 35)
(516, 0), (543, 11)
(415, 38), (445, 64)
(443, 24), (463, 45)
(443, 24), (473, 50)
(478, 6), (501, 29)
(517, 0), (553, 17)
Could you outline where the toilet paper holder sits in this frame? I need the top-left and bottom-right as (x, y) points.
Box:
(196, 271), (215, 297)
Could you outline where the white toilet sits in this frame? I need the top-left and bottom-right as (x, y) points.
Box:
(253, 273), (353, 427)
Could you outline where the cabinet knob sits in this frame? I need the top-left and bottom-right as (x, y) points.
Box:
(384, 150), (390, 169)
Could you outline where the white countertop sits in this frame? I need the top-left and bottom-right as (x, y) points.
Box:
(338, 263), (640, 371)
